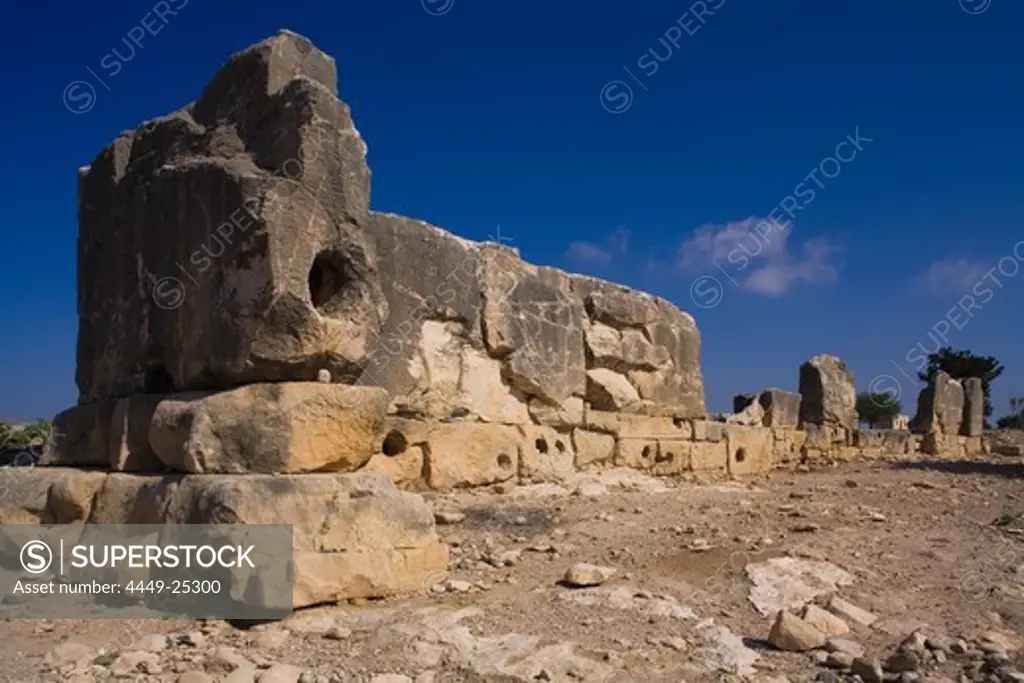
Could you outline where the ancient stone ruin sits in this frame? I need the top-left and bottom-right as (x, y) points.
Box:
(1, 31), (991, 610)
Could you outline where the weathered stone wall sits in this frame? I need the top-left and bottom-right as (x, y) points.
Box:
(21, 31), (994, 611)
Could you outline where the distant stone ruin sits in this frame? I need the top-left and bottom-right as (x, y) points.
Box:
(0, 31), (991, 609)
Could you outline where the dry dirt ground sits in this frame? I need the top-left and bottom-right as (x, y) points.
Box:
(5, 453), (1024, 683)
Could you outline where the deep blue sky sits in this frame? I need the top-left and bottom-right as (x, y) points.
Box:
(2, 0), (1022, 421)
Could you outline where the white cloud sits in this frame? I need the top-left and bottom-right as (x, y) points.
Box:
(676, 218), (839, 296)
(912, 257), (989, 295)
(565, 226), (631, 267)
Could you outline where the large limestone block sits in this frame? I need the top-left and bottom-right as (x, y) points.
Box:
(0, 468), (107, 524)
(77, 31), (386, 401)
(167, 472), (439, 553)
(688, 440), (729, 473)
(518, 425), (575, 484)
(798, 355), (856, 430)
(912, 371), (964, 436)
(615, 438), (659, 470)
(149, 383), (390, 474)
(725, 425), (774, 476)
(422, 423), (521, 489)
(88, 473), (181, 524)
(572, 429), (616, 468)
(759, 389), (801, 428)
(585, 411), (693, 440)
(652, 439), (689, 475)
(480, 247), (587, 403)
(294, 543), (448, 606)
(40, 400), (116, 467)
(961, 377), (984, 437)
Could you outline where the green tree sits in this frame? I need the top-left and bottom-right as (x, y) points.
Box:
(856, 391), (902, 428)
(918, 347), (1004, 420)
(997, 396), (1024, 430)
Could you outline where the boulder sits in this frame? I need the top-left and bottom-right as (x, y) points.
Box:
(528, 397), (585, 428)
(768, 610), (826, 651)
(586, 368), (640, 411)
(76, 31), (386, 401)
(562, 563), (616, 587)
(148, 382), (390, 474)
(798, 355), (856, 431)
(961, 377), (984, 436)
(912, 371), (964, 435)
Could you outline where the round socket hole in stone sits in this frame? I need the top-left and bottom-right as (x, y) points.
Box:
(382, 430), (408, 458)
(555, 440), (566, 454)
(641, 445), (653, 461)
(497, 453), (514, 470)
(735, 447), (747, 463)
(535, 438), (549, 454)
(308, 249), (353, 316)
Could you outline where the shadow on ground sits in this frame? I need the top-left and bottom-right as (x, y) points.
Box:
(888, 459), (1024, 479)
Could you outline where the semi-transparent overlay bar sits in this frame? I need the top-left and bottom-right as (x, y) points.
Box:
(0, 524), (293, 619)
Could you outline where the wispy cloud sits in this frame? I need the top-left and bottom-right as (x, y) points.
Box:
(675, 217), (840, 296)
(565, 226), (630, 267)
(912, 257), (990, 296)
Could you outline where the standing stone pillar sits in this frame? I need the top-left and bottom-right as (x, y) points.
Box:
(961, 377), (984, 437)
(798, 355), (856, 431)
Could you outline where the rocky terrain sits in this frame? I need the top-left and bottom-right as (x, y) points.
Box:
(6, 448), (1024, 683)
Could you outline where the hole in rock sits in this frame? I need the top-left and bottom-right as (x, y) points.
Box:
(735, 447), (747, 463)
(497, 453), (514, 470)
(144, 366), (175, 393)
(641, 445), (653, 460)
(554, 440), (566, 454)
(308, 250), (352, 315)
(382, 431), (408, 457)
(535, 438), (549, 454)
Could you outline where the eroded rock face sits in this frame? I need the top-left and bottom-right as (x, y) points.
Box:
(798, 355), (856, 431)
(361, 214), (705, 421)
(913, 371), (964, 435)
(77, 31), (386, 402)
